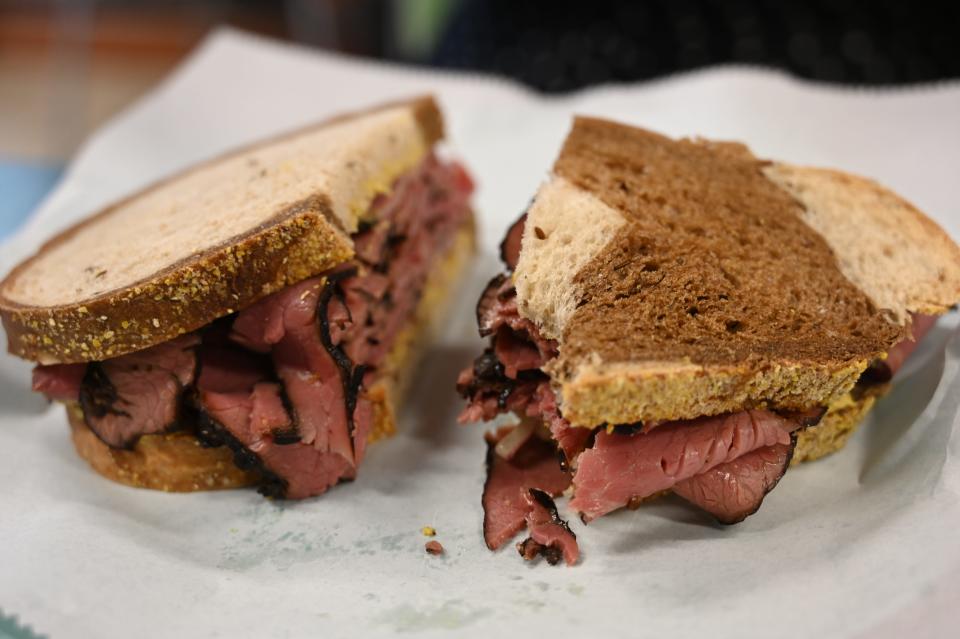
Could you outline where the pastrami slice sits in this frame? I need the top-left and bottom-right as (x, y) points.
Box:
(482, 429), (571, 551)
(569, 410), (796, 522)
(476, 274), (511, 338)
(517, 488), (580, 566)
(79, 333), (200, 449)
(884, 313), (938, 375)
(32, 363), (86, 402)
(672, 441), (795, 525)
(249, 382), (296, 442)
(499, 213), (526, 271)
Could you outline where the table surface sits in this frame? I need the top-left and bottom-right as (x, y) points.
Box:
(0, 160), (62, 241)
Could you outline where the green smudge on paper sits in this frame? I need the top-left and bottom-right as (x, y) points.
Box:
(375, 599), (491, 632)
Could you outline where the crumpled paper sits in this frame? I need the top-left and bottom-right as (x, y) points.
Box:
(1, 28), (959, 639)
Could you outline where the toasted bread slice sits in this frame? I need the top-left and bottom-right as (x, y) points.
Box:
(514, 118), (960, 427)
(0, 97), (443, 365)
(63, 214), (475, 492)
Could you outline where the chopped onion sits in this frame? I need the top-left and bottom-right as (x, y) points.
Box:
(494, 419), (536, 461)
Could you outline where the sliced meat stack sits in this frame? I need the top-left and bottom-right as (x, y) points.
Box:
(32, 154), (474, 499)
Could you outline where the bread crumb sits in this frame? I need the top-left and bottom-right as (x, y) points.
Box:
(425, 540), (444, 555)
(420, 526), (436, 537)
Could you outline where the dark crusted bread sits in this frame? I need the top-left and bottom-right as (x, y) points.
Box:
(0, 97), (443, 365)
(62, 215), (475, 492)
(514, 117), (960, 427)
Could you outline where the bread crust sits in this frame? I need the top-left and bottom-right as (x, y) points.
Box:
(67, 404), (258, 492)
(63, 214), (475, 493)
(555, 357), (869, 428)
(764, 163), (960, 322)
(792, 389), (882, 464)
(0, 97), (443, 365)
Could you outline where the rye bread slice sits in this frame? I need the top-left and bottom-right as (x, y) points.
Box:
(514, 117), (960, 427)
(0, 96), (443, 364)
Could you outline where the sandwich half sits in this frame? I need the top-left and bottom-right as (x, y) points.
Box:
(1, 96), (476, 499)
(458, 117), (960, 565)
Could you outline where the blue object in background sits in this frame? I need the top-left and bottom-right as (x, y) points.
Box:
(0, 159), (64, 241)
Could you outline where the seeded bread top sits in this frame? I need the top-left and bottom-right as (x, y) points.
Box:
(0, 97), (443, 364)
(514, 117), (960, 426)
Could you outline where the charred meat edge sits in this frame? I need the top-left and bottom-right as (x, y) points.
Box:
(271, 379), (301, 445)
(499, 213), (526, 271)
(459, 347), (547, 408)
(192, 403), (288, 499)
(315, 267), (367, 460)
(700, 405), (827, 525)
(475, 274), (509, 338)
(77, 363), (131, 442)
(481, 438), (500, 549)
(516, 488), (577, 566)
(78, 345), (199, 450)
(193, 267), (372, 494)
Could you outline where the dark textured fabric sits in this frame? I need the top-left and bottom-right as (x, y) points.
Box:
(432, 0), (959, 92)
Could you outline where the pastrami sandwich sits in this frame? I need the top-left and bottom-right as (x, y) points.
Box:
(459, 117), (960, 564)
(1, 96), (476, 499)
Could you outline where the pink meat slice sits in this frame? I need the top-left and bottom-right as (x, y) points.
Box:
(196, 346), (267, 393)
(475, 274), (513, 337)
(196, 346), (359, 499)
(352, 219), (392, 265)
(231, 277), (355, 464)
(885, 313), (937, 374)
(526, 382), (592, 463)
(80, 333), (200, 448)
(483, 429), (572, 550)
(196, 345), (272, 430)
(569, 410), (797, 522)
(494, 327), (546, 378)
(672, 442), (794, 524)
(229, 278), (320, 354)
(32, 363), (86, 402)
(518, 488), (580, 566)
(457, 371), (541, 425)
(202, 388), (353, 499)
(475, 276), (558, 360)
(254, 445), (354, 499)
(499, 213), (526, 271)
(338, 271), (392, 364)
(249, 382), (293, 438)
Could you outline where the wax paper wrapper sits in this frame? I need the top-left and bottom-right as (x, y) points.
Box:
(1, 29), (959, 639)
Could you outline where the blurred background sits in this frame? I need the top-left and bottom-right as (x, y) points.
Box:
(1, 0), (958, 237)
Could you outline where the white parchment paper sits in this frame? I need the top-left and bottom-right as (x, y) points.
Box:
(1, 29), (959, 639)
